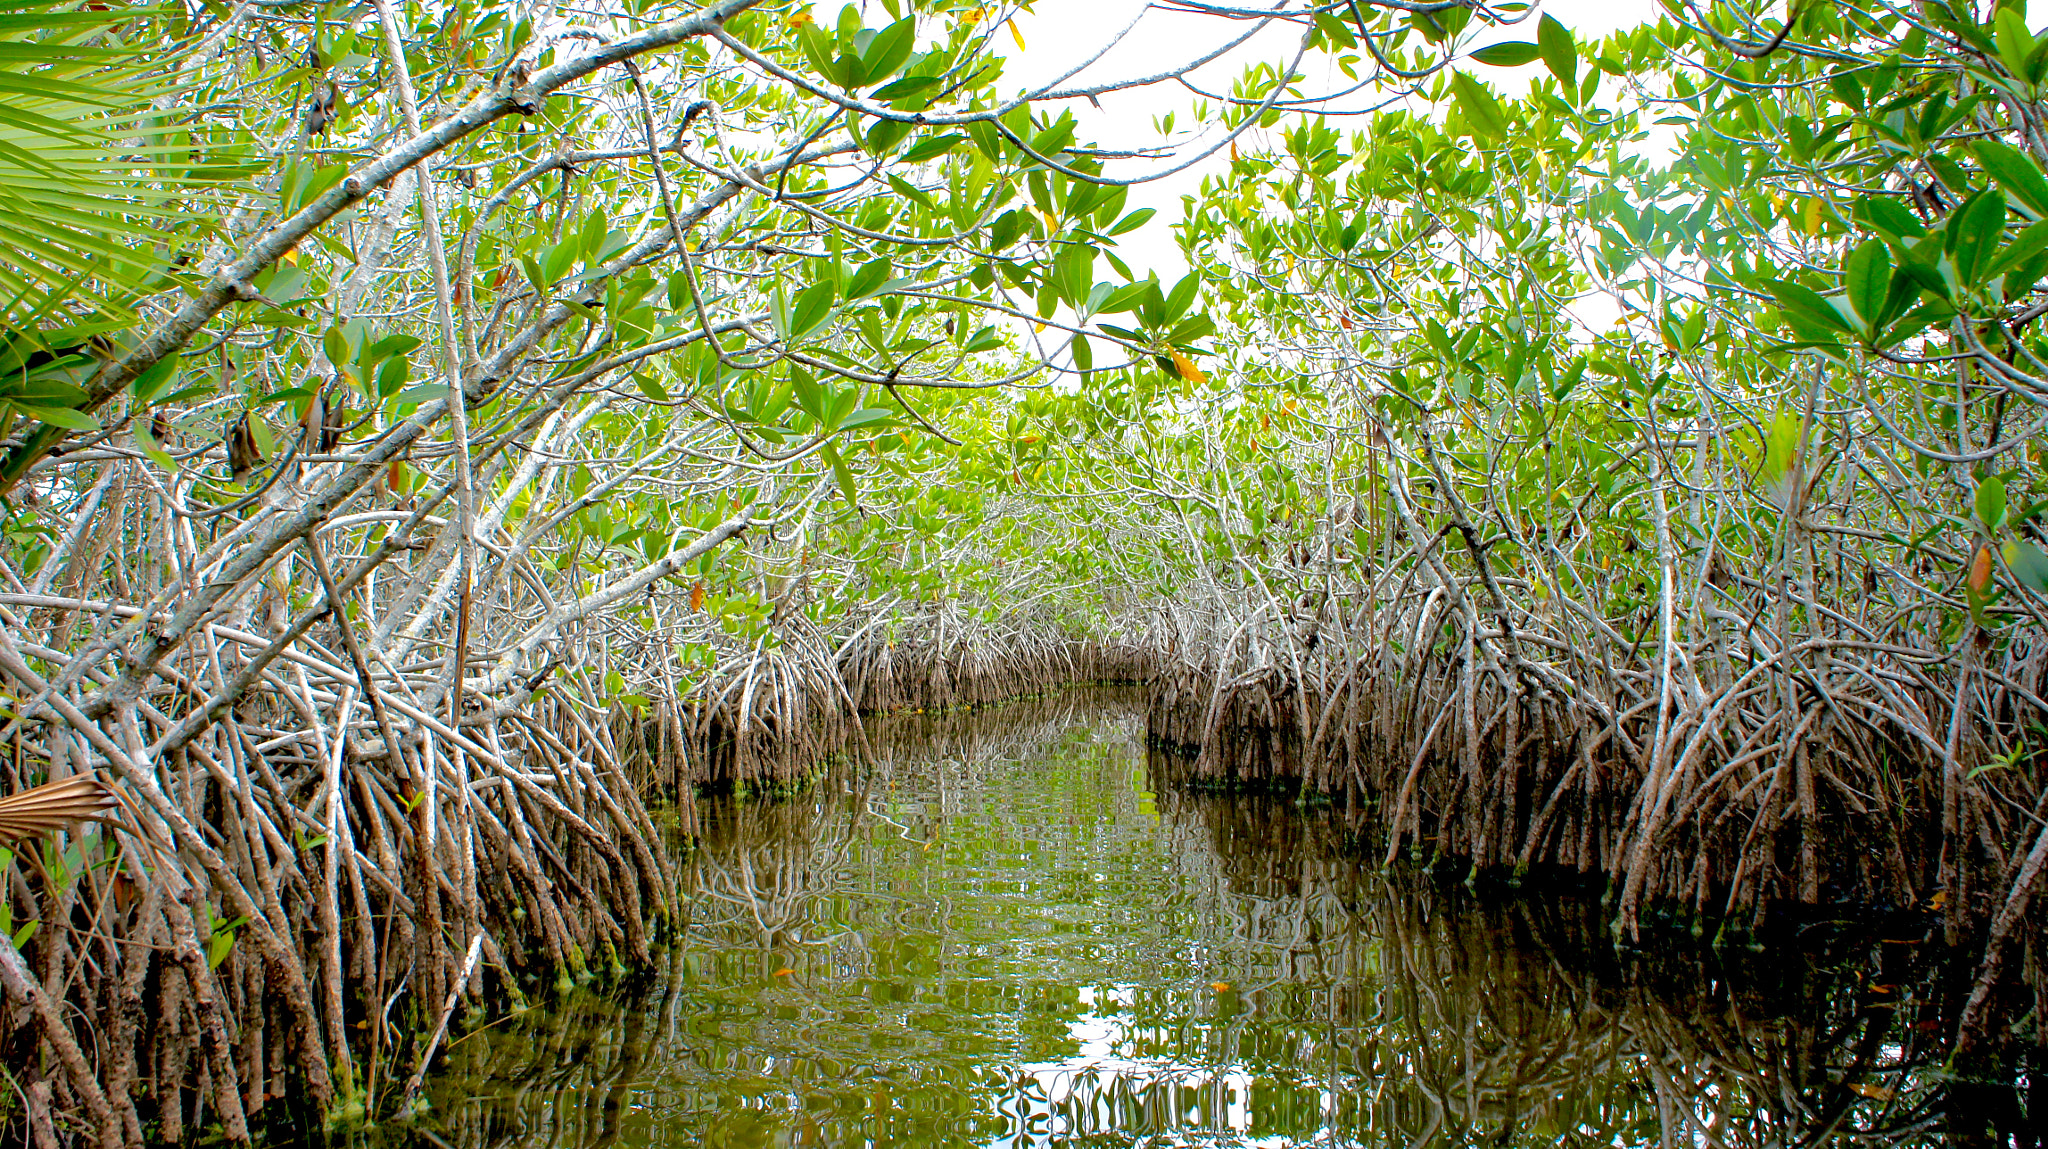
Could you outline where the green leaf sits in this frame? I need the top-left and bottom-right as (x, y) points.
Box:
(542, 240), (579, 286)
(252, 386), (316, 407)
(824, 385), (860, 430)
(1449, 70), (1509, 143)
(797, 21), (845, 86)
(1978, 475), (2009, 533)
(1843, 238), (1892, 334)
(206, 917), (247, 971)
(2004, 539), (2048, 591)
(322, 325), (351, 369)
(846, 257), (893, 300)
(771, 284), (794, 344)
(1760, 410), (1801, 485)
(898, 132), (964, 164)
(392, 384), (444, 408)
(822, 441), (859, 507)
(1165, 314), (1216, 345)
(1162, 274), (1201, 326)
(1856, 194), (1929, 240)
(1030, 116), (1077, 159)
(1551, 357), (1586, 401)
(367, 334), (424, 363)
(634, 372), (670, 401)
(1952, 191), (2012, 286)
(1987, 219), (2048, 280)
(1107, 207), (1156, 236)
(785, 281), (837, 342)
(990, 210), (1026, 249)
(283, 162), (347, 213)
(885, 173), (936, 212)
(131, 354), (180, 404)
(1538, 13), (1577, 90)
(872, 73), (944, 103)
(791, 369), (825, 422)
(856, 17), (917, 88)
(1976, 139), (2048, 219)
(1994, 7), (2038, 87)
(375, 355), (410, 398)
(132, 419), (176, 472)
(1763, 279), (1854, 337)
(837, 407), (895, 431)
(15, 403), (98, 431)
(859, 115), (914, 156)
(1470, 41), (1539, 67)
(1098, 281), (1151, 314)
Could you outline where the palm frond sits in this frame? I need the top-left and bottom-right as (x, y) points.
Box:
(0, 2), (225, 332)
(0, 772), (123, 844)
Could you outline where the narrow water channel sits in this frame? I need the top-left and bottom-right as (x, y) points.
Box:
(383, 690), (2031, 1147)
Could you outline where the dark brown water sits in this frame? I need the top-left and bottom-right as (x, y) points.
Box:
(368, 690), (2036, 1147)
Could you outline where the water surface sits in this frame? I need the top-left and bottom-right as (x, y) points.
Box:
(389, 690), (2032, 1147)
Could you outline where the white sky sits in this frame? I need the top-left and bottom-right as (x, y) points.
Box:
(997, 0), (1666, 282)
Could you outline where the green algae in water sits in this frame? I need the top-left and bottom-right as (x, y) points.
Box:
(369, 693), (2032, 1147)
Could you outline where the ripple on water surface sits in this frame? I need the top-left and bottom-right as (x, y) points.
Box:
(386, 690), (2032, 1148)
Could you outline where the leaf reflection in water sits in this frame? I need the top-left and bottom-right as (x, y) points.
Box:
(381, 690), (2028, 1148)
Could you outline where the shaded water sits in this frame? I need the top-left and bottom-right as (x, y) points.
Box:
(379, 690), (2035, 1147)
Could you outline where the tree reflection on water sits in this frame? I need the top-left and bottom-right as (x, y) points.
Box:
(384, 690), (2035, 1148)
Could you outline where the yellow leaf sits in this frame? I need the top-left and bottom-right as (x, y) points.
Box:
(786, 9), (813, 27)
(1845, 1082), (1895, 1101)
(1209, 981), (1231, 991)
(1969, 545), (1993, 595)
(1170, 350), (1205, 384)
(1007, 18), (1025, 50)
(1230, 141), (1238, 162)
(774, 968), (794, 977)
(1803, 196), (1823, 236)
(961, 5), (988, 25)
(1038, 207), (1059, 233)
(690, 581), (707, 611)
(279, 247), (299, 266)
